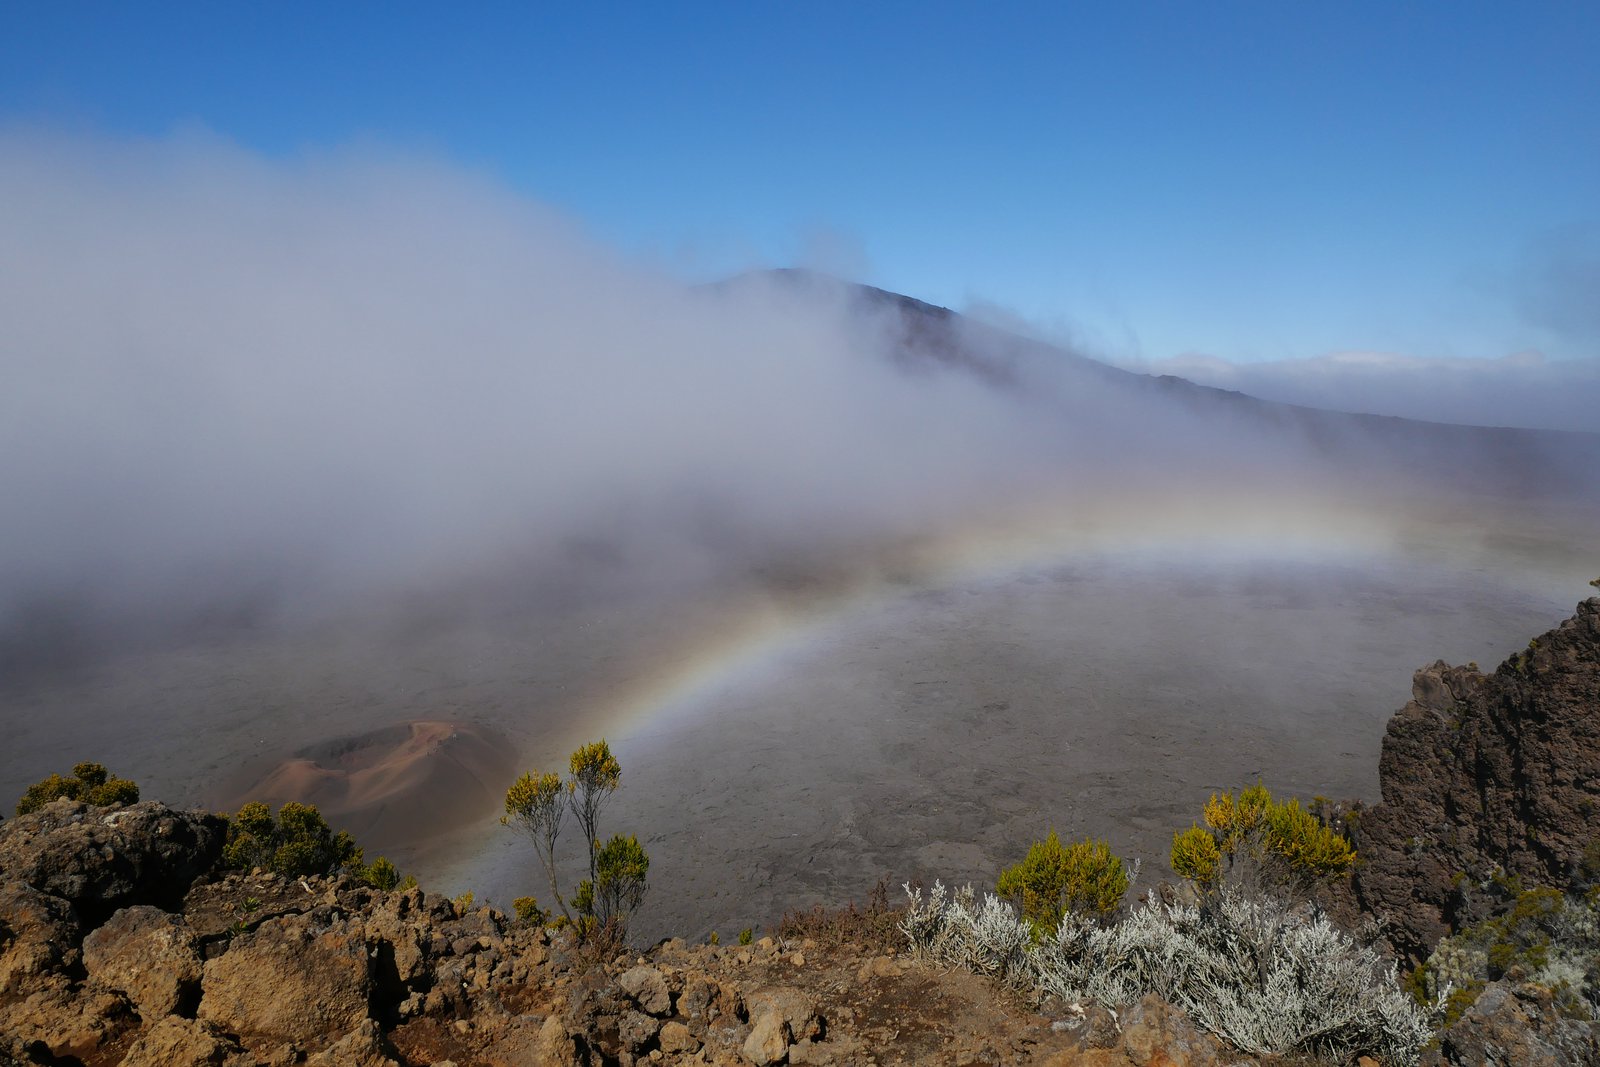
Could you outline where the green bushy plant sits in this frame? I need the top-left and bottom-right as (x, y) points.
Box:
(221, 799), (402, 887)
(359, 855), (415, 892)
(1171, 783), (1354, 892)
(592, 832), (649, 925)
(512, 896), (548, 926)
(16, 762), (140, 816)
(997, 831), (1130, 936)
(1171, 825), (1222, 884)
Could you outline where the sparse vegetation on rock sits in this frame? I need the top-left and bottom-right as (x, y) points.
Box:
(15, 761), (139, 816)
(7, 796), (1246, 1066)
(1354, 597), (1600, 962)
(1409, 877), (1600, 1028)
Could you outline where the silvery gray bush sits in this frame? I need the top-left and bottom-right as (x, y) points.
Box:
(901, 881), (1435, 1064)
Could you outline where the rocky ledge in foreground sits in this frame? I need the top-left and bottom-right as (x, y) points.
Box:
(5, 811), (1584, 1067)
(0, 797), (1251, 1066)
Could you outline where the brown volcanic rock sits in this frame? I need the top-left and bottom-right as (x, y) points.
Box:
(198, 911), (374, 1051)
(1354, 597), (1600, 960)
(0, 882), (80, 996)
(0, 843), (1264, 1067)
(0, 799), (225, 918)
(118, 1016), (248, 1067)
(82, 904), (203, 1019)
(2, 973), (134, 1063)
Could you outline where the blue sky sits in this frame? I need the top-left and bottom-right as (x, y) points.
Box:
(3, 2), (1598, 369)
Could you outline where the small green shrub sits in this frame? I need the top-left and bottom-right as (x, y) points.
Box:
(738, 927), (754, 946)
(997, 831), (1130, 936)
(1203, 782), (1272, 846)
(512, 896), (548, 926)
(1171, 783), (1355, 892)
(360, 855), (404, 891)
(1264, 797), (1356, 875)
(222, 800), (363, 878)
(16, 762), (140, 816)
(1171, 825), (1221, 884)
(594, 833), (649, 924)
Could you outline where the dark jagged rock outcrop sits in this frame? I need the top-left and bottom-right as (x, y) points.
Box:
(1355, 597), (1600, 961)
(0, 799), (225, 921)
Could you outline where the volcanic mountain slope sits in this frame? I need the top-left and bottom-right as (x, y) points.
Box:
(221, 721), (517, 852)
(737, 268), (1600, 502)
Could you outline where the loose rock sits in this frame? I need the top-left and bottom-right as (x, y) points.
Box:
(83, 905), (203, 1018)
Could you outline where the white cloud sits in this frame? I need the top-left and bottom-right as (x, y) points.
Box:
(0, 129), (1067, 627)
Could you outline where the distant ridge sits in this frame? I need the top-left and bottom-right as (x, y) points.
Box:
(719, 268), (1600, 500)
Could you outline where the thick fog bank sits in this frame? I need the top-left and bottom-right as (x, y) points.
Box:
(0, 132), (1048, 654)
(7, 130), (1596, 681)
